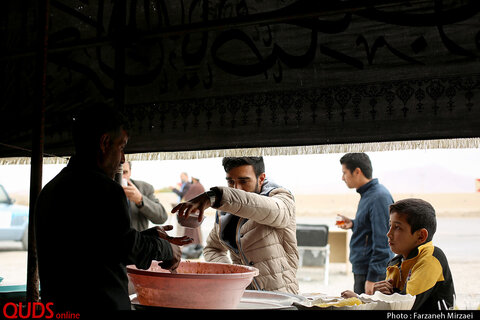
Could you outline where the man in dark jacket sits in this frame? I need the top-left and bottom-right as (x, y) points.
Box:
(35, 104), (192, 312)
(337, 153), (394, 295)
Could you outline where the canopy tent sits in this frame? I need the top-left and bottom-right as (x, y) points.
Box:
(2, 0), (480, 162)
(1, 0), (479, 302)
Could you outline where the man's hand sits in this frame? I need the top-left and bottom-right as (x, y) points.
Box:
(337, 214), (353, 230)
(123, 180), (143, 205)
(373, 279), (394, 295)
(171, 192), (211, 222)
(341, 290), (358, 299)
(158, 243), (182, 272)
(154, 225), (193, 246)
(365, 280), (375, 295)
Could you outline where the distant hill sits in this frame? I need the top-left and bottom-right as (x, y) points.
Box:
(293, 193), (480, 217)
(380, 164), (476, 193)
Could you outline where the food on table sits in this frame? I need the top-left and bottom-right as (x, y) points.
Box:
(314, 297), (363, 308)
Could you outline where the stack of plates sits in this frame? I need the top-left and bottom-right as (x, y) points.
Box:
(294, 292), (415, 310)
(131, 290), (307, 310)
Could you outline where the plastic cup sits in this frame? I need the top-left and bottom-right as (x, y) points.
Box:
(335, 216), (345, 226)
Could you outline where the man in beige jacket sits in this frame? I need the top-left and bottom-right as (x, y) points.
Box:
(172, 157), (299, 294)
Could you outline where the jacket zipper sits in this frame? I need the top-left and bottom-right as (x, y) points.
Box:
(236, 218), (260, 290)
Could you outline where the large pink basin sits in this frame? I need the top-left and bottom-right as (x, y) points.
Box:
(127, 261), (259, 309)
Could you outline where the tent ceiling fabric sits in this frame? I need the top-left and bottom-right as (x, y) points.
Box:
(1, 0), (480, 159)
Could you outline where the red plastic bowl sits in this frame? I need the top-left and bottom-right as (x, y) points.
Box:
(127, 261), (259, 309)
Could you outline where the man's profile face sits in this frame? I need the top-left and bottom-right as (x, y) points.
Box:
(226, 165), (265, 194)
(123, 161), (131, 181)
(180, 173), (188, 183)
(341, 164), (358, 189)
(100, 129), (128, 179)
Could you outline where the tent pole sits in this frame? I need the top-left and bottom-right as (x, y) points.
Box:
(27, 0), (50, 302)
(113, 0), (126, 111)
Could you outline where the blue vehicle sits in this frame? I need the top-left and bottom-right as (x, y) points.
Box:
(0, 184), (29, 250)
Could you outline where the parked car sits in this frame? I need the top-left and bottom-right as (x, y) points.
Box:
(0, 184), (29, 250)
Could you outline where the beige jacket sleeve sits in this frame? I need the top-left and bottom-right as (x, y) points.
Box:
(215, 186), (295, 228)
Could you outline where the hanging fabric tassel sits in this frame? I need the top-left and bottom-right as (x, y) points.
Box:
(1, 137), (478, 165)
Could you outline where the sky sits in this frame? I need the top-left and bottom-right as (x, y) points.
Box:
(1, 148), (479, 196)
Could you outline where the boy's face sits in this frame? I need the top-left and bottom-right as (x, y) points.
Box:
(387, 211), (427, 259)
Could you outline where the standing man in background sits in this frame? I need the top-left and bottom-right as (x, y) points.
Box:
(182, 176), (205, 202)
(170, 172), (191, 202)
(337, 153), (394, 295)
(122, 161), (168, 231)
(180, 175), (206, 258)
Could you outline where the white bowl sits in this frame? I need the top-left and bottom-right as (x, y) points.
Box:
(359, 291), (416, 310)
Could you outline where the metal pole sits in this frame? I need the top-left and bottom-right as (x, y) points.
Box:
(27, 0), (50, 302)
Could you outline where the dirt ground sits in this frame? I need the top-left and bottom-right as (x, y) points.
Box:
(292, 192), (480, 218)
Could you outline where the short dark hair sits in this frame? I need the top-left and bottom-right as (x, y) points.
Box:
(222, 157), (265, 177)
(72, 103), (127, 155)
(389, 198), (437, 242)
(339, 153), (373, 179)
